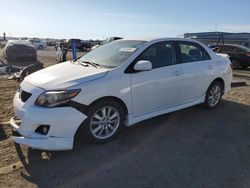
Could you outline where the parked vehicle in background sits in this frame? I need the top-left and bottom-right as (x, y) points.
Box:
(3, 40), (37, 61)
(46, 40), (57, 46)
(27, 39), (47, 49)
(212, 44), (250, 69)
(91, 36), (123, 50)
(209, 45), (230, 59)
(66, 39), (82, 51)
(0, 41), (6, 48)
(10, 38), (232, 150)
(91, 44), (101, 51)
(80, 40), (92, 51)
(102, 37), (123, 45)
(59, 39), (91, 52)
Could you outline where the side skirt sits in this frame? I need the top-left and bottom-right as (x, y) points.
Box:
(126, 95), (205, 126)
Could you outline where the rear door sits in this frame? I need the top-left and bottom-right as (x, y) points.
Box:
(130, 41), (183, 117)
(177, 41), (214, 103)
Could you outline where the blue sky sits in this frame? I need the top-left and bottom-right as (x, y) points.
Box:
(0, 0), (250, 39)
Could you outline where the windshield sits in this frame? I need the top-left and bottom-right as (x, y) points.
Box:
(80, 40), (145, 68)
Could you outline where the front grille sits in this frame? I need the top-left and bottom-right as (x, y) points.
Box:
(20, 90), (32, 102)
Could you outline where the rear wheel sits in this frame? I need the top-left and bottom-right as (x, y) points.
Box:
(38, 45), (43, 49)
(204, 81), (223, 109)
(82, 100), (125, 143)
(231, 59), (241, 69)
(32, 56), (37, 62)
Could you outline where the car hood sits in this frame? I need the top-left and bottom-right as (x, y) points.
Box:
(23, 61), (109, 90)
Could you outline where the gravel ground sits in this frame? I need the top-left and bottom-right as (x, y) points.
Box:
(0, 48), (250, 188)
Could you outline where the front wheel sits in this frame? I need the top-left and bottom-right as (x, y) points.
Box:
(84, 100), (125, 143)
(204, 81), (223, 109)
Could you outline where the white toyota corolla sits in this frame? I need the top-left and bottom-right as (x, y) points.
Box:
(10, 38), (232, 150)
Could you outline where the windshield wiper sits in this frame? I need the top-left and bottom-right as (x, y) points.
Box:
(78, 60), (100, 68)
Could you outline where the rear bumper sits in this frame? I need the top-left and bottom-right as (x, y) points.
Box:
(240, 60), (250, 67)
(224, 83), (231, 94)
(223, 68), (232, 94)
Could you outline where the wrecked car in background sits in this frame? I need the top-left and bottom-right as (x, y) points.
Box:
(3, 40), (37, 62)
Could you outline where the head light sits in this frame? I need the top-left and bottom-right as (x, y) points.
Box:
(35, 89), (81, 107)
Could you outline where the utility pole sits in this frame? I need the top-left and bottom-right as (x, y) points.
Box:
(3, 32), (6, 41)
(215, 24), (218, 32)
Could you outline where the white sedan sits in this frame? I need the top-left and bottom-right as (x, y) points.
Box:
(10, 38), (232, 150)
(27, 39), (47, 49)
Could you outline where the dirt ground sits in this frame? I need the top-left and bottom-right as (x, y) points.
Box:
(0, 48), (250, 188)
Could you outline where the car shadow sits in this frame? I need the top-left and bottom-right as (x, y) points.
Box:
(0, 124), (7, 141)
(15, 100), (250, 188)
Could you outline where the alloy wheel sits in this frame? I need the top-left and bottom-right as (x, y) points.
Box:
(208, 85), (222, 107)
(232, 59), (240, 69)
(90, 106), (120, 139)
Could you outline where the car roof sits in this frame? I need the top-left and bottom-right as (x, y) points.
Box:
(7, 40), (33, 46)
(217, 44), (250, 51)
(121, 37), (202, 43)
(217, 43), (248, 48)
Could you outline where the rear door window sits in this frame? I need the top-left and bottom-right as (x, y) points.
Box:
(178, 42), (211, 63)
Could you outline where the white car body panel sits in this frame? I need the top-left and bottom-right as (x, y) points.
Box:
(131, 63), (183, 117)
(181, 59), (214, 103)
(11, 38), (232, 150)
(24, 61), (109, 90)
(216, 53), (230, 59)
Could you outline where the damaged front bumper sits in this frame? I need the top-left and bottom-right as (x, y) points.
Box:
(10, 116), (75, 150)
(10, 81), (87, 150)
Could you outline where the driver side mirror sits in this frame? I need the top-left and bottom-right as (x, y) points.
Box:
(134, 60), (152, 71)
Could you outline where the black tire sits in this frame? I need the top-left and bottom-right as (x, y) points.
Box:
(38, 45), (43, 49)
(78, 100), (125, 144)
(241, 65), (249, 70)
(82, 46), (87, 51)
(204, 81), (223, 109)
(231, 59), (241, 69)
(32, 56), (37, 62)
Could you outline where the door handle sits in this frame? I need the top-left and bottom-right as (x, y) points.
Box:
(208, 65), (213, 70)
(172, 71), (181, 76)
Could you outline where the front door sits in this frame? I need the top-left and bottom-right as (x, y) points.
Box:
(130, 41), (183, 117)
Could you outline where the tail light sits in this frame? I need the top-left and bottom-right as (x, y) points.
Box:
(246, 52), (250, 57)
